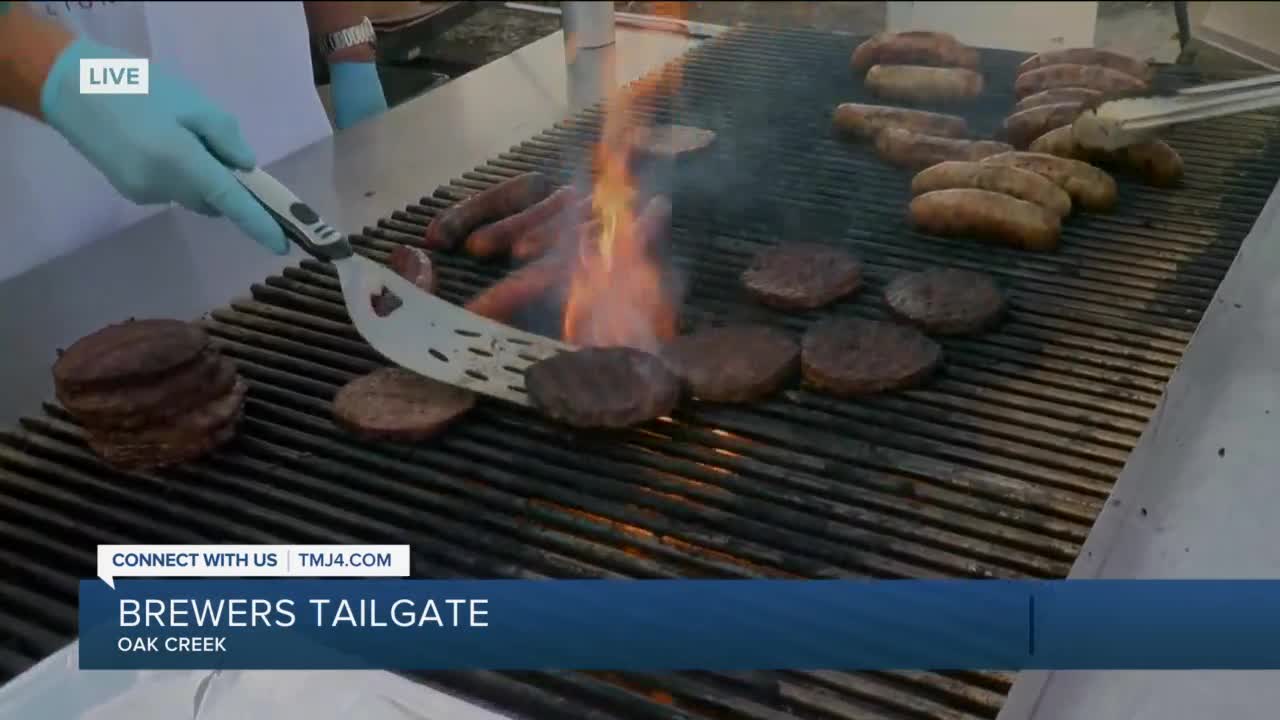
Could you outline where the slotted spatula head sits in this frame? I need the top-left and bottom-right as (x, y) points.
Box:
(232, 167), (572, 407)
(339, 254), (572, 406)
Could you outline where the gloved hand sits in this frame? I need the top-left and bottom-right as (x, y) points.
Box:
(40, 37), (289, 255)
(328, 61), (388, 130)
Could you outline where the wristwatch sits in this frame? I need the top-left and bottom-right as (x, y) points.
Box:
(319, 16), (377, 56)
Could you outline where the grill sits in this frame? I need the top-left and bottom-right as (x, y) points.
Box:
(4, 24), (1280, 720)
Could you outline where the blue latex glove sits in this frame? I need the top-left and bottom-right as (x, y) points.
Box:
(40, 37), (289, 254)
(329, 61), (388, 130)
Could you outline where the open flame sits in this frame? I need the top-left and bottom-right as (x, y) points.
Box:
(558, 1), (690, 352)
(561, 61), (679, 353)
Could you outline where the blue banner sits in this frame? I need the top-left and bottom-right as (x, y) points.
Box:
(78, 579), (1280, 670)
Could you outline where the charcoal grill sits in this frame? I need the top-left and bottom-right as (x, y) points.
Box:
(3, 24), (1280, 720)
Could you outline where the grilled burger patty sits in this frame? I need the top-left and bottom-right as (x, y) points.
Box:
(53, 318), (209, 392)
(58, 351), (239, 429)
(660, 325), (799, 403)
(333, 367), (477, 442)
(85, 378), (247, 471)
(742, 243), (864, 310)
(634, 124), (718, 158)
(883, 268), (1008, 336)
(525, 347), (680, 429)
(801, 317), (943, 396)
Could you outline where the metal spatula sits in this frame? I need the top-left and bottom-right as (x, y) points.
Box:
(1073, 73), (1280, 151)
(233, 168), (572, 406)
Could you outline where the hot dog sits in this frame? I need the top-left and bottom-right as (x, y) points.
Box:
(464, 186), (580, 259)
(423, 172), (555, 251)
(981, 151), (1118, 211)
(1029, 126), (1184, 187)
(511, 196), (595, 262)
(911, 161), (1072, 218)
(851, 31), (980, 72)
(1014, 63), (1147, 100)
(1017, 47), (1153, 82)
(832, 103), (970, 140)
(866, 65), (985, 103)
(1003, 102), (1085, 149)
(910, 188), (1061, 251)
(875, 128), (1012, 170)
(1014, 87), (1103, 113)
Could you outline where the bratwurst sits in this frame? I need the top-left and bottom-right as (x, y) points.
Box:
(1003, 102), (1085, 149)
(423, 172), (554, 251)
(1029, 126), (1184, 187)
(1013, 87), (1103, 113)
(832, 103), (969, 141)
(910, 161), (1072, 218)
(981, 151), (1118, 212)
(1014, 63), (1147, 100)
(874, 128), (1012, 170)
(910, 188), (1062, 251)
(851, 31), (980, 72)
(1017, 47), (1153, 82)
(866, 65), (984, 103)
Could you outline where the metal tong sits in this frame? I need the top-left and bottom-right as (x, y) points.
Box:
(1073, 73), (1280, 152)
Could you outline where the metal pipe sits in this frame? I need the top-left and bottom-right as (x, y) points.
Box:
(561, 1), (617, 53)
(561, 2), (617, 113)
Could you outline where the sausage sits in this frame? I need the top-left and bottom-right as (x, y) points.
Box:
(511, 197), (595, 261)
(423, 172), (555, 251)
(1003, 102), (1085, 149)
(464, 186), (579, 259)
(851, 31), (980, 72)
(1029, 126), (1184, 187)
(910, 189), (1061, 251)
(866, 65), (985, 103)
(1017, 47), (1153, 82)
(464, 248), (574, 323)
(1014, 63), (1148, 100)
(1014, 87), (1103, 113)
(874, 128), (1012, 170)
(981, 151), (1118, 211)
(911, 161), (1072, 218)
(832, 103), (969, 140)
(371, 246), (436, 317)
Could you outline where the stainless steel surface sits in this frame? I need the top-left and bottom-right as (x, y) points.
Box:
(0, 28), (694, 428)
(233, 167), (569, 406)
(506, 2), (725, 39)
(999, 140), (1280, 718)
(1075, 74), (1280, 151)
(561, 2), (617, 112)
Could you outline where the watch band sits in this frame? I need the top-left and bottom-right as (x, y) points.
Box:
(320, 16), (376, 56)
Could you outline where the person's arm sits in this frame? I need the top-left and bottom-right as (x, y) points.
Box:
(0, 1), (75, 119)
(303, 1), (388, 129)
(0, 2), (288, 255)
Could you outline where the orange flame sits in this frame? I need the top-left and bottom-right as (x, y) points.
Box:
(561, 23), (682, 353)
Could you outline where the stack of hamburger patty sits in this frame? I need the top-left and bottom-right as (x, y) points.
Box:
(52, 319), (246, 470)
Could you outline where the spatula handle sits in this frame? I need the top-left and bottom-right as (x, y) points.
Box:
(232, 168), (354, 262)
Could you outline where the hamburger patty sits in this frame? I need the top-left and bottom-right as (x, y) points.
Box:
(634, 124), (717, 158)
(57, 351), (238, 429)
(333, 368), (476, 442)
(883, 268), (1007, 336)
(85, 379), (247, 471)
(53, 318), (208, 391)
(801, 318), (943, 396)
(525, 347), (680, 428)
(742, 243), (864, 310)
(661, 325), (799, 403)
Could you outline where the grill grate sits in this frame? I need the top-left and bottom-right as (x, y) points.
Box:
(4, 25), (1280, 719)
